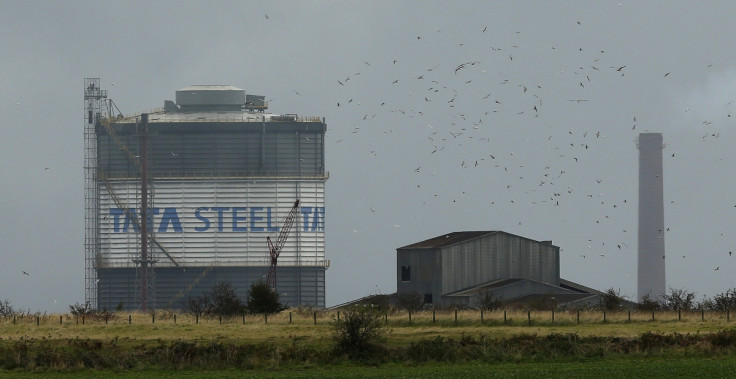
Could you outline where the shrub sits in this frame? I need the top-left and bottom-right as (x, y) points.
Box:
(662, 287), (696, 311)
(187, 282), (246, 317)
(478, 293), (503, 310)
(0, 299), (15, 317)
(246, 281), (285, 315)
(637, 294), (663, 311)
(701, 289), (736, 311)
(68, 301), (116, 321)
(331, 305), (385, 356)
(600, 288), (627, 311)
(397, 291), (424, 311)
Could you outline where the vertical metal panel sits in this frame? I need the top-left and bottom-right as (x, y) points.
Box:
(98, 124), (325, 178)
(436, 233), (559, 296)
(97, 266), (325, 311)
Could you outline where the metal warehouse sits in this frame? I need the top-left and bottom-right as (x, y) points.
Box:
(84, 79), (328, 311)
(397, 231), (602, 308)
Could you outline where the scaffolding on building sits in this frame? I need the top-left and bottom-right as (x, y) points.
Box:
(84, 78), (106, 307)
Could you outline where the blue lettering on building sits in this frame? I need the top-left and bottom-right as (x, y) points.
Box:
(109, 206), (324, 233)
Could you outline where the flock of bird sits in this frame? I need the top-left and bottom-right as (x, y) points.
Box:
(315, 20), (734, 286)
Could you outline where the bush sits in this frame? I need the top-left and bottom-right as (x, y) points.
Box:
(601, 288), (627, 311)
(478, 293), (503, 310)
(69, 301), (116, 321)
(187, 282), (246, 317)
(397, 291), (424, 311)
(662, 287), (696, 311)
(246, 281), (285, 315)
(331, 305), (385, 356)
(637, 294), (663, 311)
(701, 289), (736, 311)
(0, 299), (15, 317)
(356, 294), (391, 312)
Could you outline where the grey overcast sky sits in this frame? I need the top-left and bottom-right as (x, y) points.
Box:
(2, 1), (736, 312)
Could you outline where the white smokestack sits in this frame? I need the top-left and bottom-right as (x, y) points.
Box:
(637, 133), (666, 301)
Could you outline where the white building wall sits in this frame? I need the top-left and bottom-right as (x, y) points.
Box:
(98, 179), (326, 269)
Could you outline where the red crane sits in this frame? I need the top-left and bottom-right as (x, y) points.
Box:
(266, 199), (300, 290)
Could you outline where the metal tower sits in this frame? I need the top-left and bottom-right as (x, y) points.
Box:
(133, 113), (157, 311)
(84, 78), (106, 307)
(637, 133), (666, 301)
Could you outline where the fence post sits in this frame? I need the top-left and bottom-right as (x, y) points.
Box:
(82, 315), (85, 325)
(455, 308), (458, 325)
(433, 308), (436, 323)
(603, 310), (606, 323)
(527, 310), (531, 326)
(36, 316), (39, 326)
(481, 309), (484, 323)
(628, 310), (631, 323)
(504, 309), (507, 324)
(129, 315), (132, 325)
(152, 313), (155, 324)
(243, 313), (245, 325)
(409, 310), (412, 324)
(314, 311), (317, 325)
(577, 310), (580, 324)
(196, 313), (199, 324)
(678, 308), (681, 321)
(264, 314), (268, 324)
(651, 310), (655, 321)
(105, 315), (108, 325)
(60, 315), (63, 325)
(337, 311), (340, 322)
(551, 309), (555, 324)
(173, 314), (176, 324)
(289, 312), (292, 324)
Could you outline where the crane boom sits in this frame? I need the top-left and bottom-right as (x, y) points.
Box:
(266, 199), (300, 289)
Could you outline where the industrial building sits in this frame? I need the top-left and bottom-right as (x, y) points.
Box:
(396, 231), (602, 309)
(637, 133), (666, 301)
(84, 79), (328, 311)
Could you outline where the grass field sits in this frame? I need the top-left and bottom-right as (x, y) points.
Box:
(4, 357), (736, 378)
(1, 309), (735, 376)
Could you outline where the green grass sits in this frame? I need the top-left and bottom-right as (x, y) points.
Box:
(1, 310), (735, 375)
(4, 356), (736, 378)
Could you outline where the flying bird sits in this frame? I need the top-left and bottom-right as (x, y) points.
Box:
(22, 271), (29, 276)
(454, 61), (479, 75)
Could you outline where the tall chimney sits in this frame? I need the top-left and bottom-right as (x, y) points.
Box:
(637, 133), (666, 301)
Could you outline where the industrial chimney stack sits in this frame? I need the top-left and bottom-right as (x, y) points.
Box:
(637, 133), (666, 301)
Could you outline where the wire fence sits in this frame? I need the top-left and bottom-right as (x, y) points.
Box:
(1, 308), (732, 327)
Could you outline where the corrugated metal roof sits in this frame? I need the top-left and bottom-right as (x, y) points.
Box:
(177, 85), (243, 92)
(398, 230), (558, 250)
(398, 231), (498, 249)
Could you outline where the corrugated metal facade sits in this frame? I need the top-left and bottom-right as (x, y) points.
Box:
(397, 232), (559, 306)
(90, 86), (328, 310)
(98, 180), (325, 268)
(97, 266), (325, 310)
